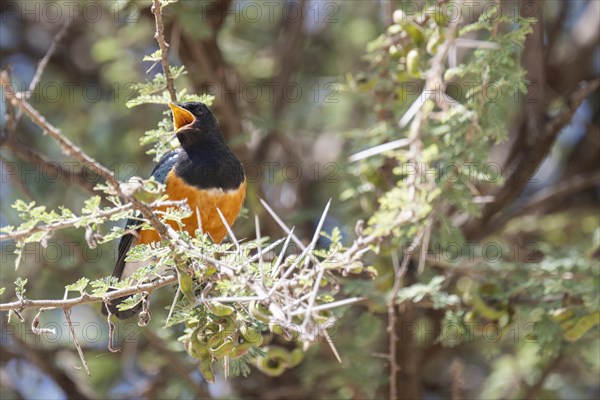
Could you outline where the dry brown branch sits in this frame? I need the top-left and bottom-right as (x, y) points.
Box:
(451, 358), (464, 400)
(63, 308), (91, 377)
(1, 137), (98, 194)
(463, 78), (600, 240)
(1, 73), (119, 187)
(14, 18), (74, 126)
(488, 171), (600, 232)
(151, 0), (177, 102)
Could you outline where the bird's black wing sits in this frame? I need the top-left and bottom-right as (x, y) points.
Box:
(103, 149), (180, 318)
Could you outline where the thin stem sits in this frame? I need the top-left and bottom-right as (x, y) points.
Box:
(152, 0), (177, 102)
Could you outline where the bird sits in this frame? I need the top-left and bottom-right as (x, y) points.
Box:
(103, 102), (246, 319)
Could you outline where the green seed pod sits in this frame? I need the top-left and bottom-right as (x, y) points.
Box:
(406, 49), (421, 77)
(240, 325), (263, 345)
(186, 320), (199, 329)
(230, 342), (253, 359)
(550, 308), (574, 323)
(187, 341), (209, 360)
(266, 346), (291, 362)
(188, 327), (210, 359)
(313, 313), (331, 325)
(471, 289), (505, 320)
(207, 330), (228, 349)
(287, 348), (304, 368)
(255, 346), (290, 377)
(564, 312), (600, 342)
(269, 322), (284, 336)
(177, 269), (195, 302)
(250, 301), (271, 323)
(210, 339), (236, 357)
(222, 317), (236, 334)
(426, 28), (444, 55)
(464, 311), (477, 323)
(404, 23), (424, 45)
(210, 302), (235, 317)
(559, 318), (577, 332)
(199, 359), (215, 383)
(462, 291), (474, 305)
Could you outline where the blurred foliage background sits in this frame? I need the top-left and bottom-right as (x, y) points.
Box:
(1, 0), (599, 399)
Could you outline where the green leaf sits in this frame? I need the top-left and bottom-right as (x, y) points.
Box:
(66, 278), (90, 294)
(117, 293), (143, 311)
(177, 268), (195, 302)
(15, 277), (27, 298)
(143, 50), (162, 62)
(82, 196), (102, 215)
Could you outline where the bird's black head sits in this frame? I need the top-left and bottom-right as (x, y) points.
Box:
(169, 101), (218, 131)
(169, 101), (222, 148)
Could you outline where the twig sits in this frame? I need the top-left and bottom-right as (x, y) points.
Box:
(2, 137), (98, 194)
(106, 310), (121, 353)
(14, 18), (74, 126)
(255, 214), (265, 285)
(2, 68), (186, 259)
(151, 0), (177, 102)
(288, 297), (366, 316)
(2, 66), (17, 140)
(31, 309), (55, 335)
(0, 275), (177, 312)
(451, 358), (464, 400)
(0, 200), (182, 242)
(388, 251), (404, 400)
(349, 137), (413, 163)
(488, 171), (600, 232)
(64, 308), (91, 377)
(259, 198), (321, 266)
(322, 328), (342, 364)
(1, 74), (119, 188)
(216, 207), (240, 253)
(165, 286), (181, 327)
(270, 228), (295, 278)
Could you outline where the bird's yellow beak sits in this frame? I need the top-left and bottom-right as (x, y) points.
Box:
(169, 102), (195, 130)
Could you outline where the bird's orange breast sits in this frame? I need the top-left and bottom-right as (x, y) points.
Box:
(139, 170), (246, 245)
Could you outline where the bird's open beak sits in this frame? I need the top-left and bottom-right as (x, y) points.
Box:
(169, 102), (195, 130)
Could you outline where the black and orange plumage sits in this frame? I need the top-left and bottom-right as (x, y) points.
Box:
(103, 102), (245, 319)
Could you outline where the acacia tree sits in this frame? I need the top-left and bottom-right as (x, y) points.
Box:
(1, 1), (599, 399)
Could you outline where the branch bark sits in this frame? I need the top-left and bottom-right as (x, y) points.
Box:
(0, 275), (177, 312)
(152, 0), (177, 102)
